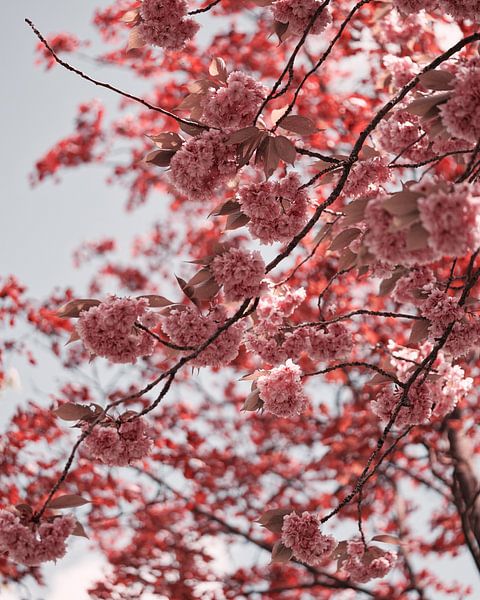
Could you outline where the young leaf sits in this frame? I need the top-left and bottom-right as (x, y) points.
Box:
(278, 115), (317, 135)
(53, 403), (93, 422)
(71, 520), (89, 538)
(209, 57), (227, 82)
(271, 541), (293, 563)
(274, 135), (296, 165)
(409, 318), (430, 344)
(47, 494), (90, 509)
(57, 299), (100, 319)
(329, 228), (362, 252)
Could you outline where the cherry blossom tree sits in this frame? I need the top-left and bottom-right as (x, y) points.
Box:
(2, 0), (480, 597)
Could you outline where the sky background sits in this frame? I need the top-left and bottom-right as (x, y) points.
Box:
(1, 2), (138, 598)
(1, 2), (480, 599)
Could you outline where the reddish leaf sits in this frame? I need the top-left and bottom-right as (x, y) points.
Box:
(57, 299), (100, 318)
(137, 295), (174, 308)
(71, 520), (89, 538)
(127, 26), (145, 52)
(418, 70), (454, 91)
(409, 318), (430, 344)
(47, 494), (90, 509)
(144, 149), (176, 168)
(147, 132), (184, 151)
(53, 403), (93, 422)
(329, 228), (362, 252)
(227, 126), (261, 145)
(274, 135), (296, 165)
(208, 57), (227, 82)
(271, 541), (293, 563)
(278, 115), (317, 135)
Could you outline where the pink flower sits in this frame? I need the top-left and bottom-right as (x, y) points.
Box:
(364, 196), (437, 266)
(211, 247), (265, 301)
(245, 324), (308, 365)
(440, 58), (480, 143)
(161, 305), (245, 368)
(443, 319), (480, 359)
(392, 267), (436, 305)
(169, 131), (237, 201)
(435, 362), (472, 418)
(371, 382), (434, 427)
(244, 286), (309, 364)
(417, 183), (480, 257)
(84, 417), (153, 466)
(383, 55), (419, 89)
(257, 285), (306, 326)
(257, 360), (308, 417)
(201, 71), (267, 129)
(138, 0), (199, 51)
(238, 173), (308, 244)
(420, 288), (464, 338)
(376, 10), (428, 45)
(439, 0), (480, 22)
(0, 509), (75, 566)
(76, 296), (154, 364)
(343, 157), (391, 200)
(376, 110), (431, 162)
(306, 323), (353, 362)
(339, 539), (396, 583)
(272, 0), (332, 36)
(281, 511), (337, 566)
(393, 0), (438, 13)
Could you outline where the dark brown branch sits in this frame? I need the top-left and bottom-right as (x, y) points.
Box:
(25, 19), (207, 130)
(266, 31), (480, 273)
(254, 0), (332, 121)
(275, 0), (372, 127)
(304, 361), (402, 386)
(188, 0), (222, 15)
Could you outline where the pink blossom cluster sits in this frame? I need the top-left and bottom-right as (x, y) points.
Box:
(201, 71), (267, 129)
(364, 196), (436, 266)
(440, 58), (480, 143)
(383, 55), (419, 89)
(393, 0), (438, 14)
(169, 131), (237, 201)
(392, 267), (436, 305)
(238, 173), (308, 244)
(281, 511), (337, 566)
(386, 340), (427, 381)
(420, 288), (464, 338)
(371, 382), (435, 427)
(161, 305), (245, 368)
(376, 110), (431, 163)
(245, 286), (307, 364)
(84, 417), (153, 466)
(339, 540), (397, 583)
(272, 0), (332, 36)
(0, 510), (75, 566)
(76, 296), (154, 364)
(306, 323), (353, 362)
(138, 0), (199, 51)
(256, 285), (306, 325)
(211, 247), (265, 301)
(245, 323), (308, 365)
(443, 319), (480, 359)
(434, 362), (473, 417)
(343, 157), (390, 200)
(374, 338), (474, 423)
(376, 10), (427, 45)
(439, 0), (480, 22)
(257, 360), (308, 417)
(417, 183), (480, 257)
